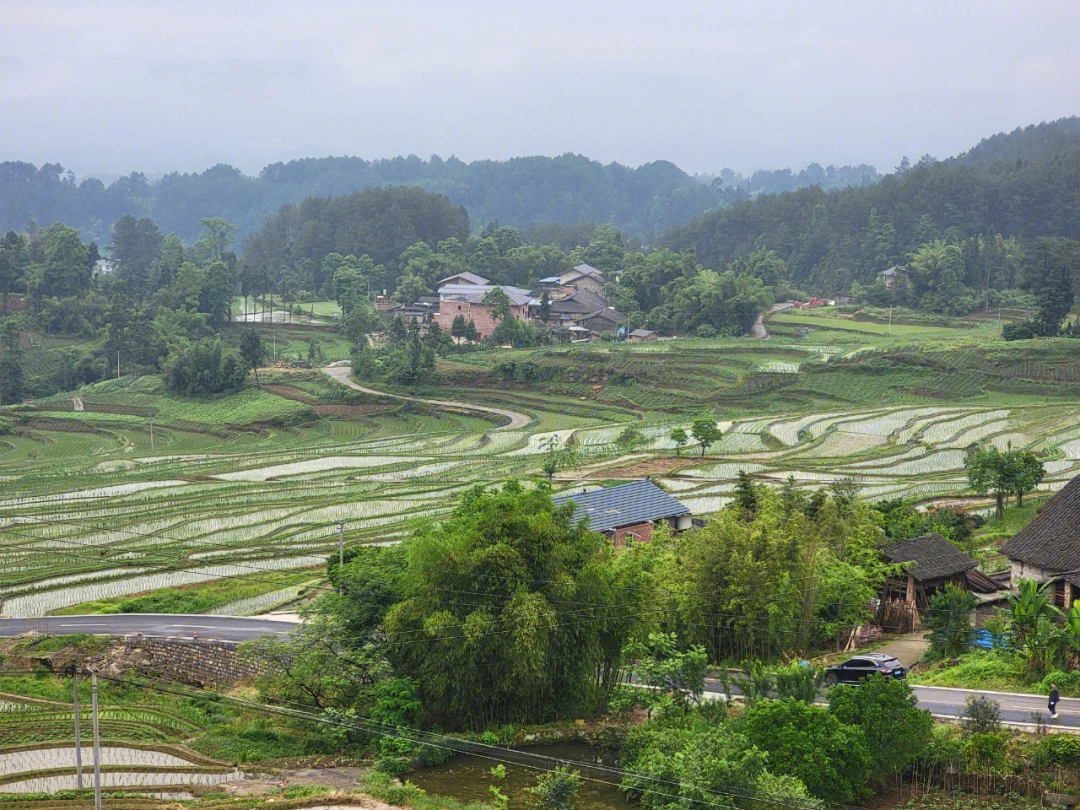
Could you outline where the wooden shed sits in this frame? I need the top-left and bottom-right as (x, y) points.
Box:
(877, 533), (998, 631)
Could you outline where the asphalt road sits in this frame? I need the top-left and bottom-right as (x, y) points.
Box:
(3, 616), (1075, 731)
(701, 678), (1077, 731)
(0, 614), (300, 643)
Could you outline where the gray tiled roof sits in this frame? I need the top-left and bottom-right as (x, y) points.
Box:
(553, 481), (690, 533)
(882, 533), (978, 582)
(1001, 475), (1080, 577)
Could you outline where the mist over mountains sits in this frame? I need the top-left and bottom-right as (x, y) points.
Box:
(0, 153), (880, 250)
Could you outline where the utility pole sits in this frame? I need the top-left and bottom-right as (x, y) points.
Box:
(149, 417), (154, 450)
(338, 520), (345, 569)
(90, 669), (102, 810)
(73, 673), (83, 790)
(888, 305), (893, 335)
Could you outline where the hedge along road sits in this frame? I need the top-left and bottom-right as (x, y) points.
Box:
(322, 362), (531, 430)
(0, 614), (299, 642)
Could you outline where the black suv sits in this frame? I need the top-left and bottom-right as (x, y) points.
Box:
(824, 653), (907, 686)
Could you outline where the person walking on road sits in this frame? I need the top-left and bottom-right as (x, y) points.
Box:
(1049, 682), (1060, 719)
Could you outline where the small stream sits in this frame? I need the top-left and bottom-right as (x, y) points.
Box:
(408, 742), (627, 810)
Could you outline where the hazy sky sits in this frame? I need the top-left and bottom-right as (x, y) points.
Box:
(1, 0), (1078, 179)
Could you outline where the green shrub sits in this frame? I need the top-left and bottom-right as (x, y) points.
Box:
(964, 733), (1006, 773)
(1035, 733), (1080, 767)
(374, 755), (414, 777)
(417, 743), (454, 766)
(961, 695), (1001, 735)
(362, 771), (429, 806)
(283, 784), (333, 799)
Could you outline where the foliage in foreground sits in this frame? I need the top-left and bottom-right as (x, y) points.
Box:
(383, 481), (654, 728)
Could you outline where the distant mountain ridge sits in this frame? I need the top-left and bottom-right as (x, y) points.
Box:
(0, 152), (879, 250)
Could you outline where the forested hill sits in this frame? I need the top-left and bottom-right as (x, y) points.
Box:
(0, 153), (878, 249)
(661, 117), (1080, 292)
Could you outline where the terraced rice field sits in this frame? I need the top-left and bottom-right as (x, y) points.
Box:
(3, 370), (1080, 616)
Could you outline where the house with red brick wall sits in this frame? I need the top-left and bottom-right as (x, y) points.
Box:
(433, 280), (536, 339)
(552, 480), (692, 548)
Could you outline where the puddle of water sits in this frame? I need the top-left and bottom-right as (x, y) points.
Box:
(408, 742), (626, 810)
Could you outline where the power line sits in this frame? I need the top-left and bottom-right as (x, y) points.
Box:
(97, 671), (869, 810)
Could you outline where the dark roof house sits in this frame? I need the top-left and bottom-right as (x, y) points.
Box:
(1001, 475), (1080, 605)
(878, 533), (999, 630)
(553, 480), (691, 546)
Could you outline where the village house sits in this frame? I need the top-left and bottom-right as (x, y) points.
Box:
(544, 288), (624, 340)
(881, 265), (910, 291)
(1000, 475), (1080, 609)
(552, 480), (691, 547)
(877, 533), (1000, 631)
(432, 272), (535, 339)
(539, 264), (606, 300)
(628, 328), (658, 342)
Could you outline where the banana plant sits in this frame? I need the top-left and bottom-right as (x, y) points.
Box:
(1058, 601), (1080, 672)
(1003, 578), (1061, 649)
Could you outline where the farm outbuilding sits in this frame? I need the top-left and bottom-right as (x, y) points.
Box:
(553, 480), (691, 547)
(877, 533), (999, 631)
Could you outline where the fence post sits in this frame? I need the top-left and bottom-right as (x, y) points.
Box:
(73, 672), (83, 790)
(91, 669), (102, 810)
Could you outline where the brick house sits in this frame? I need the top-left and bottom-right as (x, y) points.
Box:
(552, 481), (692, 547)
(433, 280), (535, 339)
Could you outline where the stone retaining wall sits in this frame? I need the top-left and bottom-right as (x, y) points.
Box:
(109, 636), (262, 687)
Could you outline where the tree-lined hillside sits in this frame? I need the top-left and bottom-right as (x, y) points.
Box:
(0, 153), (880, 248)
(662, 118), (1080, 294)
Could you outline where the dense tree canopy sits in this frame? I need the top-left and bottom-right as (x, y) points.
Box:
(664, 118), (1080, 294)
(383, 481), (653, 728)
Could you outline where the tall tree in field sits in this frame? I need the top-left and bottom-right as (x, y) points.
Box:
(669, 427), (688, 457)
(691, 418), (723, 456)
(1025, 236), (1080, 336)
(41, 225), (90, 298)
(1011, 450), (1045, 507)
(199, 260), (234, 325)
(110, 215), (163, 298)
(197, 217), (237, 262)
(239, 328), (264, 387)
(964, 445), (1013, 518)
(0, 319), (23, 405)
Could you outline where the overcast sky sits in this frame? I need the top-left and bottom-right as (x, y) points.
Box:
(1, 0), (1078, 180)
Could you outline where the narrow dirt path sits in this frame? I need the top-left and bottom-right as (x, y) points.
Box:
(321, 363), (531, 430)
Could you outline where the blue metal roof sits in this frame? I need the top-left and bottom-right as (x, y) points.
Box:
(552, 481), (690, 533)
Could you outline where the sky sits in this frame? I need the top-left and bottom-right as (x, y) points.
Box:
(1, 0), (1078, 180)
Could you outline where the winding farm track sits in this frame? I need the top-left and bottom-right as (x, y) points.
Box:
(322, 363), (531, 430)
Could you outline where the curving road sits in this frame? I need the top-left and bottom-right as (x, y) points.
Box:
(0, 614), (299, 643)
(322, 362), (531, 430)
